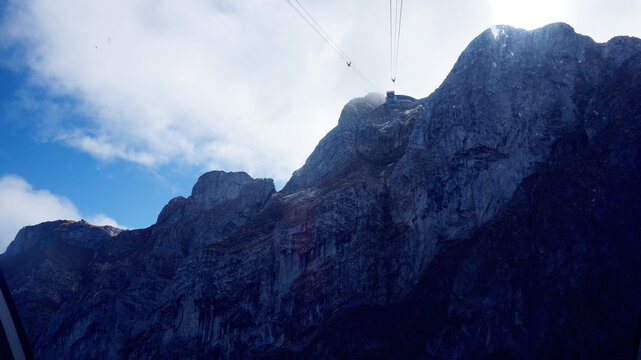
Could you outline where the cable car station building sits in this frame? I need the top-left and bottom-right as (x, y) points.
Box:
(386, 91), (416, 105)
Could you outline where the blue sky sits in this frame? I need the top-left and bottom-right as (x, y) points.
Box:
(1, 0), (640, 251)
(0, 59), (203, 227)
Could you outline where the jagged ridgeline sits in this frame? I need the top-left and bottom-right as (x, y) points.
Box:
(2, 23), (641, 359)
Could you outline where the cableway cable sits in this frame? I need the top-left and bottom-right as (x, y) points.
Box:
(389, 0), (404, 85)
(285, 0), (379, 91)
(390, 0), (398, 83)
(395, 0), (403, 80)
(293, 0), (350, 63)
(285, 0), (347, 63)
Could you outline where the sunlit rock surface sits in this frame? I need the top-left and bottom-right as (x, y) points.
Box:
(2, 23), (641, 359)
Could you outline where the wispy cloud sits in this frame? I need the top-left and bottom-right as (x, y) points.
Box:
(85, 214), (122, 229)
(2, 0), (368, 183)
(2, 0), (640, 184)
(0, 175), (124, 252)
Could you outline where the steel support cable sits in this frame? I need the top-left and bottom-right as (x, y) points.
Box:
(285, 0), (347, 63)
(285, 0), (380, 91)
(389, 0), (394, 82)
(389, 0), (403, 84)
(351, 63), (379, 90)
(394, 0), (398, 79)
(394, 0), (403, 79)
(293, 0), (350, 63)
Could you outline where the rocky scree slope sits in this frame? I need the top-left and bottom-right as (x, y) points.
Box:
(2, 23), (641, 359)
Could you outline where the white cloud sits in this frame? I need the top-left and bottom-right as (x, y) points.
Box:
(0, 175), (124, 252)
(2, 0), (641, 185)
(85, 214), (122, 229)
(490, 0), (566, 30)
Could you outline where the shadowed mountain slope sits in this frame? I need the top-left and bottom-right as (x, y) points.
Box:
(2, 23), (641, 359)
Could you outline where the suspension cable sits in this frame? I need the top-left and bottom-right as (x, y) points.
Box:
(285, 1), (344, 61)
(293, 0), (350, 62)
(389, 0), (404, 84)
(351, 63), (379, 91)
(285, 0), (379, 91)
(395, 0), (403, 80)
(389, 0), (394, 82)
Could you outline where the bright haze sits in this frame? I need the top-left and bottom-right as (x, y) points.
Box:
(0, 0), (639, 251)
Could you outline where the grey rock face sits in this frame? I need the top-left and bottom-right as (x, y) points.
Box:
(5, 219), (122, 256)
(155, 171), (275, 250)
(295, 48), (641, 358)
(1, 23), (641, 359)
(1, 171), (275, 359)
(0, 220), (122, 353)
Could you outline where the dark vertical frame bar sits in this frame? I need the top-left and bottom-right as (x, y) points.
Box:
(0, 268), (33, 360)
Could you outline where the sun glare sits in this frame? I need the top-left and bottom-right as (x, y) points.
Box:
(490, 0), (566, 30)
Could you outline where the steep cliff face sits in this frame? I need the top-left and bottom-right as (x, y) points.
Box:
(288, 43), (641, 359)
(1, 23), (641, 359)
(1, 172), (275, 359)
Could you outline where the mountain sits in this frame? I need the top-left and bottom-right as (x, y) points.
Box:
(2, 23), (641, 359)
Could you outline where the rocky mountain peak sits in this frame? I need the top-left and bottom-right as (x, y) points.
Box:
(283, 92), (420, 194)
(2, 23), (641, 359)
(4, 220), (122, 257)
(157, 170), (275, 225)
(190, 171), (269, 209)
(337, 92), (385, 124)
